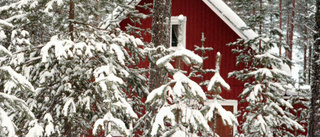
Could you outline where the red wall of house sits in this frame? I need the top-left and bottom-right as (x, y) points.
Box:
(121, 0), (245, 100)
(170, 0), (244, 99)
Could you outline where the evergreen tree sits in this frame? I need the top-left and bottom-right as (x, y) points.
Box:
(146, 41), (211, 136)
(145, 16), (210, 136)
(229, 35), (304, 136)
(1, 0), (149, 136)
(192, 33), (214, 87)
(192, 35), (238, 137)
(203, 52), (238, 137)
(226, 0), (313, 135)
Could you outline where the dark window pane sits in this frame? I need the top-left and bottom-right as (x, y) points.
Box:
(171, 25), (179, 47)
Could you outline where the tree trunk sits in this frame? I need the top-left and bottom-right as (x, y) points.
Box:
(309, 41), (312, 83)
(303, 1), (309, 75)
(304, 25), (307, 74)
(309, 0), (320, 136)
(286, 0), (295, 61)
(149, 0), (172, 92)
(259, 0), (262, 49)
(63, 0), (75, 135)
(69, 0), (75, 41)
(64, 117), (72, 136)
(279, 0), (282, 55)
(252, 0), (256, 32)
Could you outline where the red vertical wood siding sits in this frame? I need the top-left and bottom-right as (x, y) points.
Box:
(170, 0), (244, 99)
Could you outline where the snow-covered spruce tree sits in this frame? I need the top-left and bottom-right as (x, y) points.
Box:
(1, 0), (149, 136)
(203, 52), (238, 137)
(35, 32), (145, 136)
(0, 20), (38, 136)
(146, 45), (212, 136)
(145, 16), (212, 136)
(229, 36), (304, 136)
(191, 35), (238, 137)
(0, 1), (58, 135)
(36, 9), (146, 137)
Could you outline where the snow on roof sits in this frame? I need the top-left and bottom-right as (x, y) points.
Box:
(202, 0), (258, 40)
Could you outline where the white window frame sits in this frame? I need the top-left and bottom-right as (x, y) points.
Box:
(170, 15), (187, 48)
(204, 99), (238, 136)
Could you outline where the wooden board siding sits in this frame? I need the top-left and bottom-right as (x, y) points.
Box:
(171, 0), (244, 100)
(121, 0), (245, 99)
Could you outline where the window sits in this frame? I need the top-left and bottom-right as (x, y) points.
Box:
(170, 15), (187, 48)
